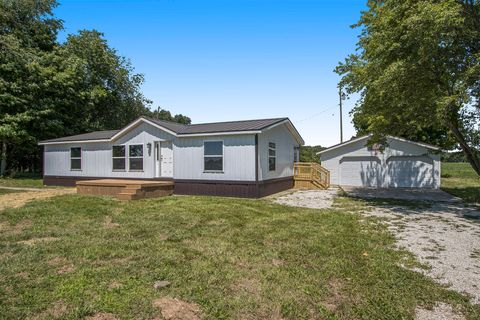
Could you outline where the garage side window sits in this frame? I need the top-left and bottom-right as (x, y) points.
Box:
(269, 142), (276, 171)
(204, 141), (223, 172)
(112, 146), (126, 171)
(70, 147), (81, 170)
(129, 145), (143, 171)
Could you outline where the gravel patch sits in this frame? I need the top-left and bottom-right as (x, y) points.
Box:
(365, 202), (480, 305)
(271, 188), (338, 209)
(415, 302), (465, 320)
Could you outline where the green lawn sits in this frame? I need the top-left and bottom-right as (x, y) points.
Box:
(0, 194), (478, 319)
(0, 188), (20, 195)
(0, 176), (44, 189)
(442, 162), (480, 203)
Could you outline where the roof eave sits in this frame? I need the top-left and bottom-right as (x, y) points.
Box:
(38, 139), (111, 145)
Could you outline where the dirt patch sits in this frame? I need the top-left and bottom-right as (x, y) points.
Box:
(17, 237), (59, 246)
(47, 257), (67, 266)
(415, 302), (465, 320)
(57, 264), (75, 274)
(272, 189), (338, 209)
(0, 189), (74, 211)
(322, 278), (346, 312)
(86, 312), (119, 320)
(33, 300), (69, 319)
(108, 281), (123, 290)
(271, 258), (284, 267)
(153, 297), (201, 320)
(47, 256), (75, 274)
(233, 277), (261, 295)
(0, 220), (32, 235)
(103, 216), (120, 228)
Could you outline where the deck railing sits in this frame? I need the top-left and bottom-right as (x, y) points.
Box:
(293, 162), (330, 189)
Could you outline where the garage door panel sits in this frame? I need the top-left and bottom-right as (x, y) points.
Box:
(387, 156), (434, 188)
(340, 156), (381, 187)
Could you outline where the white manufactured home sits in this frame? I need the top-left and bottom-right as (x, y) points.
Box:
(39, 117), (304, 198)
(318, 135), (441, 189)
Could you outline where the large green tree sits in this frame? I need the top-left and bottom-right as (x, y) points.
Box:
(0, 0), (189, 175)
(337, 0), (480, 175)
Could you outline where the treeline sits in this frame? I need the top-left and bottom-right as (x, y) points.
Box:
(0, 0), (190, 176)
(299, 146), (325, 163)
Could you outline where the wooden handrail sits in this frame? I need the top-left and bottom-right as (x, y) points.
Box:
(293, 162), (330, 189)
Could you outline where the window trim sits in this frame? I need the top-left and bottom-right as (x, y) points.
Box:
(268, 142), (276, 172)
(128, 144), (144, 172)
(203, 140), (224, 173)
(70, 147), (82, 171)
(112, 145), (126, 172)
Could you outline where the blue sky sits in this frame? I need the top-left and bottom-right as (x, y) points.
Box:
(55, 0), (365, 146)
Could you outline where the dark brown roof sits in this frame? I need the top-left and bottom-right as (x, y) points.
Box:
(39, 117), (292, 144)
(40, 130), (121, 143)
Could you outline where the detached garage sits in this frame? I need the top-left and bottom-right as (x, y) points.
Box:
(318, 135), (441, 189)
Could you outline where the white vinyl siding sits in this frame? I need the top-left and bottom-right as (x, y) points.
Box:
(258, 123), (299, 180)
(174, 135), (256, 181)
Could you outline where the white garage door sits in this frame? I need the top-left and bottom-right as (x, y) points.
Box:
(387, 156), (434, 188)
(340, 156), (381, 187)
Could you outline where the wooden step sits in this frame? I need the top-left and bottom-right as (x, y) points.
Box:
(117, 193), (139, 200)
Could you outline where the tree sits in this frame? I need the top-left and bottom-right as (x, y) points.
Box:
(150, 107), (192, 125)
(336, 0), (480, 175)
(299, 146), (324, 163)
(0, 0), (62, 175)
(0, 0), (191, 175)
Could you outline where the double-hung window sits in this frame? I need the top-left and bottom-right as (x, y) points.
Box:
(70, 147), (81, 170)
(268, 142), (276, 171)
(112, 146), (126, 171)
(129, 144), (143, 171)
(204, 141), (223, 172)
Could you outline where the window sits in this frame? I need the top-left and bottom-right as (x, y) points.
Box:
(129, 144), (143, 171)
(269, 142), (276, 171)
(293, 147), (299, 163)
(112, 146), (126, 170)
(204, 141), (223, 172)
(70, 147), (81, 170)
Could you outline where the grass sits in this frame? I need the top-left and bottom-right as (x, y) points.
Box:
(0, 176), (44, 189)
(0, 188), (20, 195)
(1, 194), (479, 319)
(441, 162), (480, 204)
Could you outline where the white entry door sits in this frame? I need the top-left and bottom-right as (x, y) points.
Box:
(154, 141), (173, 178)
(160, 141), (173, 178)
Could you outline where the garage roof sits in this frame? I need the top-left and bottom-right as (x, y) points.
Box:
(317, 134), (441, 155)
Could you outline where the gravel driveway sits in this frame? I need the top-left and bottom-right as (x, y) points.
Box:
(366, 202), (480, 305)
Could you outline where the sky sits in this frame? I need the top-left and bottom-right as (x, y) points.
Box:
(55, 0), (366, 147)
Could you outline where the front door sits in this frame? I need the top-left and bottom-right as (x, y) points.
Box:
(155, 141), (173, 178)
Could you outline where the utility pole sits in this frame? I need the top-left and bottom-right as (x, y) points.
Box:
(339, 86), (343, 143)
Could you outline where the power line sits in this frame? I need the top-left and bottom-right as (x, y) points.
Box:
(295, 105), (338, 123)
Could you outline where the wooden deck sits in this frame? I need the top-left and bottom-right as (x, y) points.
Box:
(76, 179), (174, 200)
